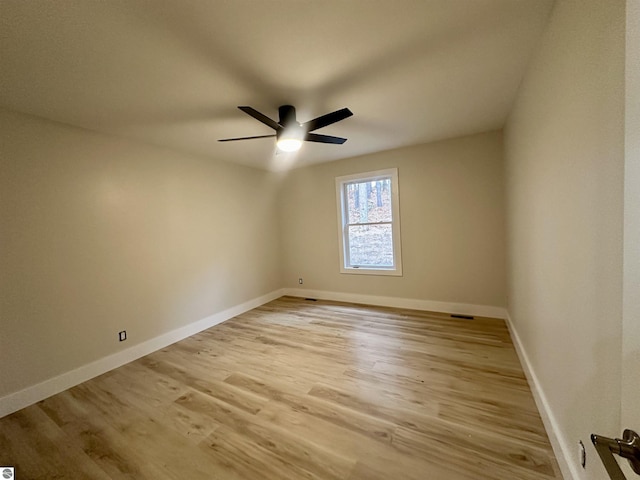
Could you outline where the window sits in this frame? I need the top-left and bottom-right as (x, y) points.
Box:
(335, 168), (402, 275)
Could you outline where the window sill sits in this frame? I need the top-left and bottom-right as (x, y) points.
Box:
(340, 267), (403, 276)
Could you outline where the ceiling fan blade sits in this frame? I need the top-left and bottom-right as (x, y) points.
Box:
(305, 133), (348, 144)
(303, 108), (353, 132)
(218, 134), (276, 142)
(238, 106), (281, 130)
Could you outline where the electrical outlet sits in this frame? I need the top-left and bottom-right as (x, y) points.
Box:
(298, 277), (303, 285)
(579, 440), (586, 468)
(118, 330), (127, 342)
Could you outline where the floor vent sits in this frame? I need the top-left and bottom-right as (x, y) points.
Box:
(451, 314), (475, 320)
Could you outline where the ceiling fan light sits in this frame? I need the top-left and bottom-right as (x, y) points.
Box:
(277, 138), (303, 152)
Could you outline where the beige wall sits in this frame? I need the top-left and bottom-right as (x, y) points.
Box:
(622, 0), (640, 435)
(278, 131), (506, 309)
(0, 108), (282, 398)
(504, 0), (625, 478)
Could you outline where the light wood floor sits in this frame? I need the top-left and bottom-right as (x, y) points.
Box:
(0, 296), (562, 479)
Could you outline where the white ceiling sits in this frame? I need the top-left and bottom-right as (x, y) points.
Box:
(0, 0), (554, 171)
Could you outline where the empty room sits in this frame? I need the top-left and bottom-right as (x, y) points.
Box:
(1, 1), (638, 479)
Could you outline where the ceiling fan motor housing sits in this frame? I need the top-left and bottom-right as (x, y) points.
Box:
(278, 105), (298, 127)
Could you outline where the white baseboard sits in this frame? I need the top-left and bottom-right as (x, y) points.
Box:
(282, 287), (508, 319)
(0, 288), (286, 419)
(505, 312), (576, 480)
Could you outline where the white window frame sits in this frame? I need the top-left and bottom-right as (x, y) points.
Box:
(335, 168), (402, 276)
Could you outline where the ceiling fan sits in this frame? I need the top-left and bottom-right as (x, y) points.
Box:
(218, 105), (353, 152)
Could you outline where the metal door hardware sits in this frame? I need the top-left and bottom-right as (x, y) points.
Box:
(591, 429), (640, 479)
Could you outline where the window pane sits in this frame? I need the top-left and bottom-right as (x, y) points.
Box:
(348, 224), (394, 267)
(346, 178), (392, 224)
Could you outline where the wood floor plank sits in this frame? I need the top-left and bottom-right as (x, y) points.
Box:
(0, 296), (562, 479)
(256, 400), (476, 480)
(176, 387), (357, 479)
(393, 425), (557, 480)
(308, 383), (557, 478)
(199, 425), (344, 480)
(37, 391), (163, 479)
(224, 372), (397, 443)
(0, 406), (113, 480)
